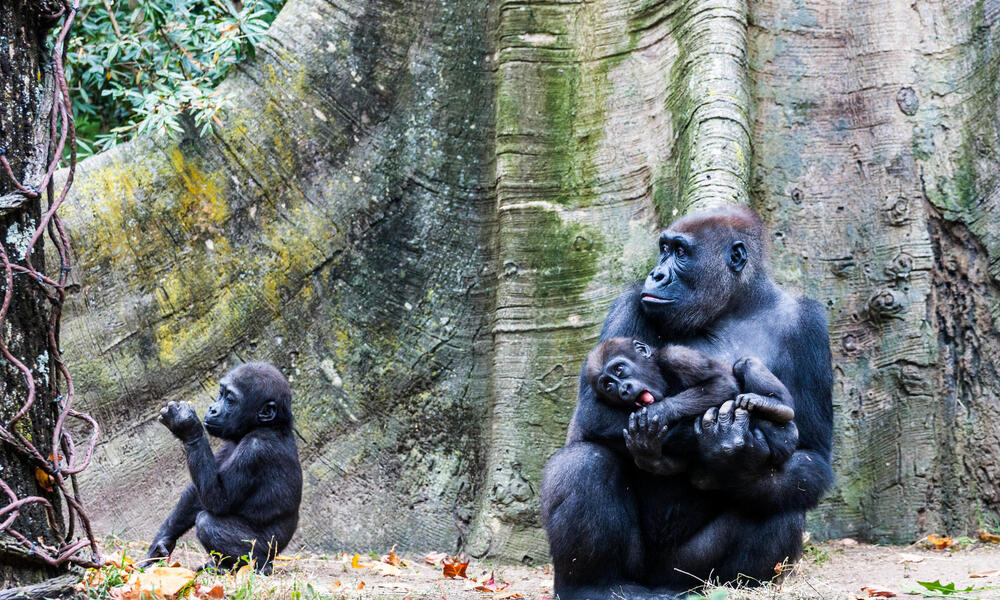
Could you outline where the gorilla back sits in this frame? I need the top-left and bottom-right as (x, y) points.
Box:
(148, 362), (303, 574)
(541, 206), (833, 600)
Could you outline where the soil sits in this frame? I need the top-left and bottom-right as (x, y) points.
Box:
(85, 538), (1000, 599)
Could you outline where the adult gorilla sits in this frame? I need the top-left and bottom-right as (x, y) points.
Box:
(541, 207), (833, 600)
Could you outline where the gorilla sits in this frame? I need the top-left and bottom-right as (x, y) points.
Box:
(147, 362), (302, 574)
(541, 206), (833, 599)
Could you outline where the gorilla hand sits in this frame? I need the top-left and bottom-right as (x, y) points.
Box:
(624, 407), (687, 476)
(159, 401), (204, 443)
(694, 401), (769, 474)
(146, 536), (174, 561)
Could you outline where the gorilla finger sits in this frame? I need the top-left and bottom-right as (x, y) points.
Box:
(734, 408), (750, 427)
(629, 411), (637, 431)
(638, 408), (648, 431)
(702, 407), (719, 428)
(693, 416), (703, 435)
(718, 400), (736, 425)
(650, 415), (660, 434)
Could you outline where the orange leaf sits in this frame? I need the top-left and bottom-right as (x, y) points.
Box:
(112, 566), (197, 600)
(351, 554), (363, 568)
(34, 468), (54, 492)
(198, 584), (225, 599)
(860, 585), (897, 597)
(357, 581), (366, 590)
(924, 534), (953, 550)
(382, 544), (403, 566)
(425, 551), (448, 565)
(493, 593), (523, 599)
(979, 531), (1000, 543)
(330, 581), (342, 589)
(971, 569), (1000, 578)
(442, 556), (469, 579)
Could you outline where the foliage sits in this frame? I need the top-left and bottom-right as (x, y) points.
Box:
(64, 0), (285, 156)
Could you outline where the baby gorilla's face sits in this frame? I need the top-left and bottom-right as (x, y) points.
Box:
(596, 341), (666, 409)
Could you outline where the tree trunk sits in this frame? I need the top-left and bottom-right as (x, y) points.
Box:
(0, 0), (68, 586)
(61, 0), (1000, 562)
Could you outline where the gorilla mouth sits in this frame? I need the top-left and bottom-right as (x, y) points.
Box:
(641, 294), (675, 305)
(634, 391), (656, 407)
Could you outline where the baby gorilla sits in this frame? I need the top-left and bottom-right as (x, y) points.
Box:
(147, 362), (302, 574)
(586, 338), (795, 474)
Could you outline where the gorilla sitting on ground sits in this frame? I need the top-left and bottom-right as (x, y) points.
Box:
(147, 362), (302, 574)
(541, 206), (833, 600)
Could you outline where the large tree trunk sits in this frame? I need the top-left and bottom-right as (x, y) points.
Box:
(62, 0), (1000, 562)
(0, 0), (82, 587)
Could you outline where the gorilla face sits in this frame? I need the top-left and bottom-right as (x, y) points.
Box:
(641, 228), (748, 335)
(203, 363), (291, 441)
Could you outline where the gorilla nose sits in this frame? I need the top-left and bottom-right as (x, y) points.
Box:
(620, 383), (634, 399)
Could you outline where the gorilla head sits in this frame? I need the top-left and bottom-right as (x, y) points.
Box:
(203, 362), (293, 440)
(640, 205), (768, 335)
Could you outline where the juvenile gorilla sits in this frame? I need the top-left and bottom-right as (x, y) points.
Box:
(541, 207), (833, 600)
(585, 338), (796, 476)
(147, 362), (302, 574)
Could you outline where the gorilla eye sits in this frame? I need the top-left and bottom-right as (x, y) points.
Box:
(675, 245), (686, 258)
(660, 243), (670, 254)
(614, 365), (625, 377)
(604, 381), (615, 392)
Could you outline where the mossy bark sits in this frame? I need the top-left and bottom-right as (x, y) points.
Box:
(63, 0), (1000, 561)
(0, 0), (68, 587)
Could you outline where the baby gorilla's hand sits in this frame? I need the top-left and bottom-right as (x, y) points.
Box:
(624, 407), (669, 460)
(159, 401), (204, 443)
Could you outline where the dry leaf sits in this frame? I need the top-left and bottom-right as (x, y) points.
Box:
(351, 554), (367, 568)
(971, 570), (1000, 578)
(113, 566), (197, 600)
(979, 531), (1000, 543)
(34, 467), (54, 492)
(493, 593), (523, 599)
(443, 556), (469, 579)
(897, 553), (925, 564)
(382, 545), (404, 567)
(837, 538), (859, 546)
(330, 581), (342, 590)
(924, 534), (953, 550)
(474, 571), (510, 593)
(425, 551), (448, 565)
(859, 585), (897, 597)
(357, 581), (366, 590)
(197, 584), (225, 599)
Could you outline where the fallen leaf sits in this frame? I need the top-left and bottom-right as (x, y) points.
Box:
(859, 585), (897, 597)
(493, 593), (523, 599)
(917, 580), (975, 594)
(443, 556), (469, 579)
(382, 544), (404, 567)
(837, 538), (859, 546)
(474, 571), (510, 593)
(924, 534), (953, 550)
(970, 570), (999, 578)
(112, 566), (197, 600)
(34, 467), (54, 492)
(897, 553), (925, 564)
(425, 551), (448, 565)
(351, 553), (366, 568)
(330, 581), (342, 590)
(357, 581), (366, 590)
(979, 531), (1000, 543)
(198, 584), (224, 599)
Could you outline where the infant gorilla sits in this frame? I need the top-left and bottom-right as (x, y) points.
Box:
(585, 338), (795, 475)
(147, 362), (302, 574)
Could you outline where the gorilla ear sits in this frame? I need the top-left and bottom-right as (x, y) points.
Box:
(258, 401), (277, 423)
(728, 241), (748, 273)
(632, 340), (652, 358)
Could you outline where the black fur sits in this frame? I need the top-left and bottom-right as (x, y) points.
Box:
(147, 362), (302, 574)
(541, 207), (833, 599)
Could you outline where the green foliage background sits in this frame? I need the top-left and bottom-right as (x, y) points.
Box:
(66, 0), (286, 156)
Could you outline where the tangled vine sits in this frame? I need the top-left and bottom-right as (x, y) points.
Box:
(0, 0), (101, 569)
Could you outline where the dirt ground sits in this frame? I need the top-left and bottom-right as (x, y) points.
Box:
(86, 538), (1000, 599)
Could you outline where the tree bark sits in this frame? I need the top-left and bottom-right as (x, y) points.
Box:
(0, 0), (69, 586)
(61, 0), (1000, 562)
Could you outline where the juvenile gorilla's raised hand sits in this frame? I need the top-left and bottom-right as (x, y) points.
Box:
(159, 401), (204, 442)
(624, 407), (687, 476)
